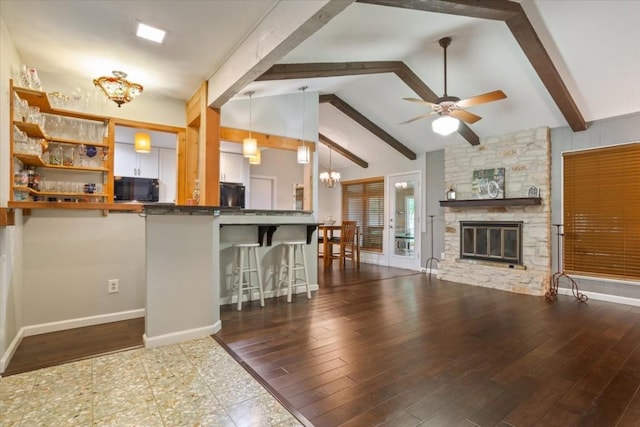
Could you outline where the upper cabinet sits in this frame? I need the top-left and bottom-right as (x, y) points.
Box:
(220, 151), (245, 184)
(114, 142), (159, 179)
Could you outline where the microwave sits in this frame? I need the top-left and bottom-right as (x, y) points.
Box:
(114, 177), (159, 202)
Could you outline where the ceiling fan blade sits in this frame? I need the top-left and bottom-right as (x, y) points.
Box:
(456, 90), (506, 108)
(450, 109), (482, 124)
(403, 97), (437, 107)
(399, 112), (435, 125)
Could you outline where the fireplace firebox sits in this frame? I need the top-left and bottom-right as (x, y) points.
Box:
(460, 221), (523, 265)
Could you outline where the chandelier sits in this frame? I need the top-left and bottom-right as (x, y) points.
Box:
(319, 147), (340, 188)
(93, 71), (143, 107)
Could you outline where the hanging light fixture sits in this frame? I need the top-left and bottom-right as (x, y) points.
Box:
(297, 86), (310, 164)
(319, 147), (340, 188)
(242, 91), (258, 158)
(93, 71), (143, 107)
(249, 149), (261, 165)
(432, 113), (459, 136)
(134, 132), (151, 153)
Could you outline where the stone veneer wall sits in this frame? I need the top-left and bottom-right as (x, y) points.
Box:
(438, 127), (551, 296)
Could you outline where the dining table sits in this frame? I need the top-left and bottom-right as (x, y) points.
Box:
(318, 224), (360, 269)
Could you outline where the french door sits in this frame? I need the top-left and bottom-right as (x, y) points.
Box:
(387, 172), (421, 270)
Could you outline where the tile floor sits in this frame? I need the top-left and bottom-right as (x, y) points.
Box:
(0, 337), (302, 427)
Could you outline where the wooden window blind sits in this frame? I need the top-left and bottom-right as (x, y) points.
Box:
(563, 143), (640, 280)
(342, 177), (384, 252)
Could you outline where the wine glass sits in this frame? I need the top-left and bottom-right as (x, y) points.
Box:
(77, 143), (86, 166)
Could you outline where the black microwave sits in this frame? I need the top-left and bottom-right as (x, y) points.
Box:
(114, 177), (159, 202)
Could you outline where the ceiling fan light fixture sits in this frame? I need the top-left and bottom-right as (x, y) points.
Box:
(432, 115), (459, 136)
(93, 71), (143, 107)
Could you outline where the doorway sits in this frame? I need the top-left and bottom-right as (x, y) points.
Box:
(249, 176), (276, 209)
(387, 172), (421, 270)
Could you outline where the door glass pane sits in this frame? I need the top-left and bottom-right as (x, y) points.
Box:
(504, 229), (518, 259)
(394, 180), (415, 257)
(475, 228), (488, 255)
(489, 228), (502, 257)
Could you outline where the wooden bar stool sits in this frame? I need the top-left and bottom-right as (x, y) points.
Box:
(231, 243), (265, 311)
(278, 241), (311, 302)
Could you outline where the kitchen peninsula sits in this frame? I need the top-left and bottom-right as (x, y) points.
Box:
(143, 204), (317, 348)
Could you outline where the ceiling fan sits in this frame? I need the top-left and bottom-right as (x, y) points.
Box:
(402, 37), (507, 136)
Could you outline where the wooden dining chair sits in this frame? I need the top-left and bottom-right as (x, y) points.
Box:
(328, 221), (357, 269)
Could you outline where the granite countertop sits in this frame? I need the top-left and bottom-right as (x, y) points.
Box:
(143, 204), (313, 216)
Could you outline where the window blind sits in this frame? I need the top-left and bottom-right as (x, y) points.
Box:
(342, 177), (384, 252)
(563, 143), (640, 280)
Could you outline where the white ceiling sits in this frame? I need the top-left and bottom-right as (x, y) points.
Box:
(2, 1), (639, 171)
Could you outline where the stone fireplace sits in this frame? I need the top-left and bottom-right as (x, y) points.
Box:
(438, 127), (551, 296)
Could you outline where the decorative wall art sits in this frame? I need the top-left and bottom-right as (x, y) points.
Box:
(472, 167), (505, 199)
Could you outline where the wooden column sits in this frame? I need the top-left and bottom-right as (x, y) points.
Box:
(183, 82), (221, 205)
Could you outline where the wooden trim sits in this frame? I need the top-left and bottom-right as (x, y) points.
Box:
(439, 197), (542, 207)
(358, 0), (586, 133)
(220, 127), (316, 152)
(8, 201), (144, 212)
(341, 176), (384, 186)
(0, 208), (15, 226)
(110, 118), (184, 134)
(204, 107), (220, 205)
(320, 94), (416, 160)
(318, 133), (368, 168)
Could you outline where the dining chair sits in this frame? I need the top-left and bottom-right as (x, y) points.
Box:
(328, 221), (357, 269)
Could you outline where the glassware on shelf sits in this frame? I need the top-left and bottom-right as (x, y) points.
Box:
(63, 146), (75, 166)
(49, 144), (63, 165)
(26, 106), (41, 124)
(77, 143), (86, 166)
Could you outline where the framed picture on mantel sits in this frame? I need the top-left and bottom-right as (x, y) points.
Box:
(472, 168), (505, 199)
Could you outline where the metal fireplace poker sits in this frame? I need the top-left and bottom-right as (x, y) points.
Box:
(546, 223), (588, 303)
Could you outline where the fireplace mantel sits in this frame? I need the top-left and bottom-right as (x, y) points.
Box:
(439, 197), (542, 208)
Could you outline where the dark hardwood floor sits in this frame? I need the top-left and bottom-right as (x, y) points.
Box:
(3, 317), (144, 376)
(216, 264), (640, 427)
(4, 265), (640, 426)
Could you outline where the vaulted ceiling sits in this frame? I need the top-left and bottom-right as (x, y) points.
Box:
(2, 0), (639, 170)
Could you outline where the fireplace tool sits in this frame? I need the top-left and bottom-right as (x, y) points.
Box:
(425, 215), (440, 280)
(546, 223), (588, 303)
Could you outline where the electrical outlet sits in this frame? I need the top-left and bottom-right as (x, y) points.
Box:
(108, 279), (119, 294)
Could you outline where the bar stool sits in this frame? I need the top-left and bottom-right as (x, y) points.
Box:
(231, 243), (265, 311)
(278, 241), (312, 302)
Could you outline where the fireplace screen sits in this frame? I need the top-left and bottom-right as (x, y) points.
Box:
(460, 221), (523, 265)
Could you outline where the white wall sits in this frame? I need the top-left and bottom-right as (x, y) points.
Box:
(0, 16), (25, 372)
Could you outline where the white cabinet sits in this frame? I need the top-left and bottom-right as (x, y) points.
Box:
(220, 151), (245, 183)
(158, 147), (177, 203)
(115, 143), (159, 178)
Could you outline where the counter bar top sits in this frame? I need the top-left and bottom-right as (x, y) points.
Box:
(143, 204), (312, 217)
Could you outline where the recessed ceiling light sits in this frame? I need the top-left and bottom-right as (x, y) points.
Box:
(136, 22), (166, 44)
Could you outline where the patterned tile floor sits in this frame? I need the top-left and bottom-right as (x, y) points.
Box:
(0, 337), (302, 427)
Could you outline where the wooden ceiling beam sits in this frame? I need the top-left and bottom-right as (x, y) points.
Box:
(359, 0), (587, 132)
(320, 94), (417, 159)
(256, 61), (402, 81)
(318, 133), (369, 168)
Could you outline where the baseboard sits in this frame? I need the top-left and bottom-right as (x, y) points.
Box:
(219, 284), (319, 306)
(557, 288), (640, 307)
(143, 321), (221, 349)
(22, 308), (146, 337)
(0, 327), (24, 375)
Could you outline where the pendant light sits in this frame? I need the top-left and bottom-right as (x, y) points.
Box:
(249, 148), (261, 165)
(134, 132), (151, 153)
(297, 86), (310, 164)
(243, 91), (258, 158)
